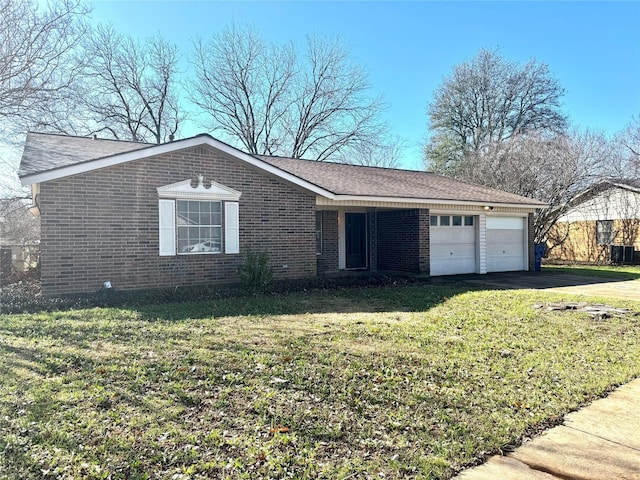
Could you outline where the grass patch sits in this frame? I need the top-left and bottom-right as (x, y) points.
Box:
(543, 264), (640, 280)
(1, 284), (639, 479)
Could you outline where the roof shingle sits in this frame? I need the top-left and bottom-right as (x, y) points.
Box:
(18, 132), (545, 206)
(259, 156), (545, 206)
(19, 132), (150, 177)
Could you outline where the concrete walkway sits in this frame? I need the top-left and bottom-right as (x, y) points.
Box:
(454, 378), (640, 480)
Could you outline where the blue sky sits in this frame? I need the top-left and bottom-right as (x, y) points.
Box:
(90, 1), (640, 169)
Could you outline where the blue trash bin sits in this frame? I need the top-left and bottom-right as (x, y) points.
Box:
(534, 244), (546, 272)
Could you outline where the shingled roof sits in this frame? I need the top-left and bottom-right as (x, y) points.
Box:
(259, 155), (544, 206)
(19, 132), (151, 178)
(19, 132), (545, 207)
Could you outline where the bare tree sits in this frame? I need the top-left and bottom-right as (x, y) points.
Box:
(340, 136), (405, 168)
(78, 25), (183, 143)
(190, 25), (385, 161)
(191, 24), (296, 155)
(286, 36), (384, 161)
(425, 48), (567, 174)
(0, 0), (89, 138)
(459, 130), (609, 244)
(610, 115), (640, 178)
(0, 197), (39, 245)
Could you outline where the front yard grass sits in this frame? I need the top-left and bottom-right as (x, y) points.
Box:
(1, 284), (639, 479)
(544, 263), (640, 279)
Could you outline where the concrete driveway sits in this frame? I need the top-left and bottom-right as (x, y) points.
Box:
(434, 271), (640, 301)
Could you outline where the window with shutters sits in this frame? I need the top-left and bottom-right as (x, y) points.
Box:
(157, 177), (241, 256)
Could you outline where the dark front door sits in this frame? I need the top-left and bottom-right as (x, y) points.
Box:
(346, 213), (367, 269)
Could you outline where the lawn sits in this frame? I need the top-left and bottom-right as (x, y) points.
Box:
(543, 263), (640, 280)
(1, 284), (639, 479)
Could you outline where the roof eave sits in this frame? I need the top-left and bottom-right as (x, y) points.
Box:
(329, 194), (546, 210)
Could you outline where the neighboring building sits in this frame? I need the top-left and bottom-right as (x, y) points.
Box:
(19, 132), (545, 296)
(547, 179), (640, 264)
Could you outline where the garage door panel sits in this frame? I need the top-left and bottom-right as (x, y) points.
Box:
(430, 224), (477, 276)
(487, 229), (523, 243)
(486, 217), (525, 272)
(487, 242), (523, 256)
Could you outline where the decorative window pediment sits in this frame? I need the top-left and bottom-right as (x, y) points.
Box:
(157, 175), (241, 201)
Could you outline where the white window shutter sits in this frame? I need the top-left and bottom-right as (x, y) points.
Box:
(158, 199), (176, 256)
(225, 202), (240, 254)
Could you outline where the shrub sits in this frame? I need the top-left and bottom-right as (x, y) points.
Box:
(238, 250), (273, 294)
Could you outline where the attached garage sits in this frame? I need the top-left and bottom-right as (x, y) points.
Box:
(486, 216), (527, 272)
(429, 214), (477, 276)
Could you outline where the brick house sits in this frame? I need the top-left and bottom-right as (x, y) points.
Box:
(547, 179), (640, 263)
(19, 133), (545, 295)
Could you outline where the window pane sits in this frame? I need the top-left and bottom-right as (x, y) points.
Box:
(177, 201), (223, 254)
(452, 215), (462, 226)
(210, 227), (222, 252)
(596, 220), (614, 245)
(440, 215), (450, 226)
(464, 216), (474, 226)
(211, 210), (222, 226)
(430, 216), (438, 226)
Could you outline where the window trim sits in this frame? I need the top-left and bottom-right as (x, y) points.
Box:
(157, 176), (242, 257)
(596, 219), (614, 245)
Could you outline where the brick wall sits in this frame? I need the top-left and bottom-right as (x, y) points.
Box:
(417, 209), (430, 274)
(39, 145), (317, 295)
(317, 210), (339, 274)
(377, 209), (429, 273)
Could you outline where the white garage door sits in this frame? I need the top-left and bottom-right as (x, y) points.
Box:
(430, 215), (476, 276)
(486, 217), (526, 272)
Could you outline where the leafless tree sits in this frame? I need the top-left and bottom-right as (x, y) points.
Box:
(0, 197), (39, 244)
(425, 48), (567, 174)
(191, 25), (296, 155)
(78, 25), (183, 143)
(0, 0), (89, 138)
(459, 130), (609, 244)
(340, 136), (405, 168)
(190, 25), (385, 161)
(609, 115), (640, 178)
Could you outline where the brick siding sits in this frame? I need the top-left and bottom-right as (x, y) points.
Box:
(317, 210), (339, 274)
(39, 145), (317, 295)
(376, 209), (429, 273)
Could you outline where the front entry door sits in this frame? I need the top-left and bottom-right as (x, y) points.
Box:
(346, 213), (367, 269)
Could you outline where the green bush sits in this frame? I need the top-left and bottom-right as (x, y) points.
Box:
(238, 250), (273, 294)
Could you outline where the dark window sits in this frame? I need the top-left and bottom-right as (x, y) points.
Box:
(596, 220), (614, 245)
(440, 215), (450, 226)
(464, 216), (474, 226)
(452, 215), (462, 226)
(430, 216), (438, 226)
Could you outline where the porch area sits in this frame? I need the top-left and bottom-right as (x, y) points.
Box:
(316, 208), (430, 276)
